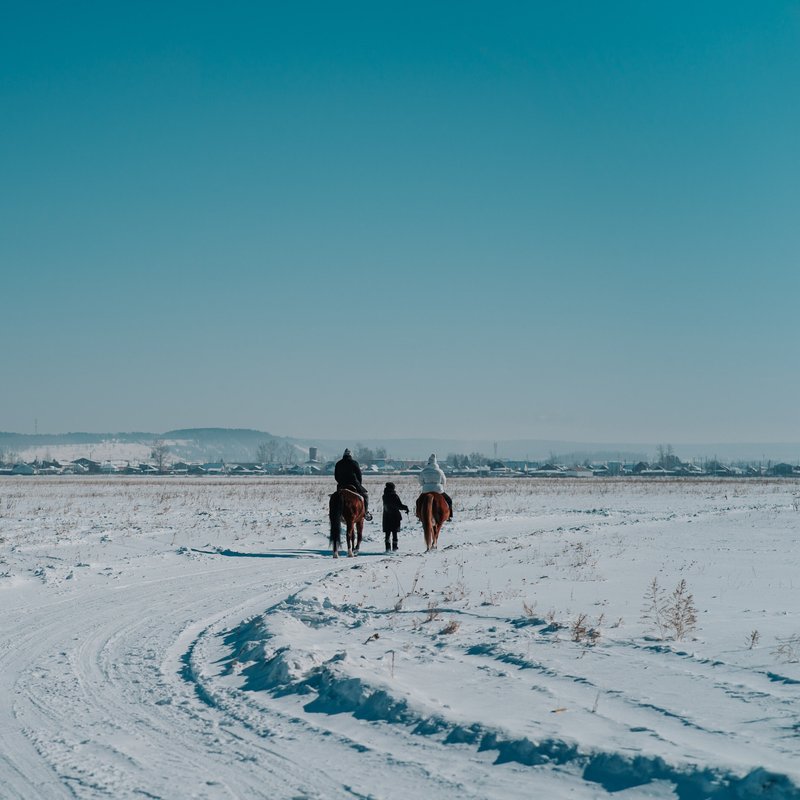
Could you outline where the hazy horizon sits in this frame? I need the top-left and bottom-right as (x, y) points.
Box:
(3, 428), (800, 465)
(3, 3), (799, 442)
(4, 425), (800, 447)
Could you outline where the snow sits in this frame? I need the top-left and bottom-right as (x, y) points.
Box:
(15, 442), (158, 464)
(1, 476), (799, 799)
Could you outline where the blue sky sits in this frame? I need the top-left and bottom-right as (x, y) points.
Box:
(2, 2), (799, 443)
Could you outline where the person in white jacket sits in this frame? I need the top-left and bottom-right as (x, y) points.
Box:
(417, 454), (453, 519)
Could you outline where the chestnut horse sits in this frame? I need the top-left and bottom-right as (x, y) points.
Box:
(416, 492), (450, 552)
(329, 488), (365, 558)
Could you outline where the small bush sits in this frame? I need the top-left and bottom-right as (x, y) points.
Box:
(570, 613), (602, 645)
(522, 600), (537, 618)
(439, 620), (460, 635)
(641, 577), (668, 640)
(424, 601), (441, 623)
(773, 634), (800, 663)
(571, 613), (589, 642)
(664, 579), (698, 641)
(641, 577), (698, 642)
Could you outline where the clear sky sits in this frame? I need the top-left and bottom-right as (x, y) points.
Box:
(2, 2), (799, 443)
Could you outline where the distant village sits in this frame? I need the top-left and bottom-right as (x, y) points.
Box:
(1, 443), (799, 478)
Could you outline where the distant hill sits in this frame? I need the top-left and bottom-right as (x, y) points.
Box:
(0, 428), (295, 464)
(160, 428), (291, 462)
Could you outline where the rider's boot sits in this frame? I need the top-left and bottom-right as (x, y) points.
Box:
(364, 498), (373, 522)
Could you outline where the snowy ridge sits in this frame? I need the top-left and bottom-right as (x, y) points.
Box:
(189, 578), (799, 799)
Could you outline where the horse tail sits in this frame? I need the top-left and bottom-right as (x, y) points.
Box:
(428, 493), (437, 530)
(329, 491), (343, 549)
(421, 492), (434, 541)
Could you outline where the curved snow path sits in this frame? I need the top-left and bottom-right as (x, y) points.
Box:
(2, 557), (336, 798)
(1, 553), (556, 800)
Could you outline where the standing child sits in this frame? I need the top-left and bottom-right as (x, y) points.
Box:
(382, 482), (409, 552)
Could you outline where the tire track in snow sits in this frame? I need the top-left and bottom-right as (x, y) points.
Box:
(3, 555), (381, 798)
(4, 550), (538, 799)
(460, 635), (797, 769)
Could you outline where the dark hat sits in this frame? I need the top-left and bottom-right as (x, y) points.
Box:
(385, 481), (395, 490)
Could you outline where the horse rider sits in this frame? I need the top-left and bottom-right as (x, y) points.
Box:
(334, 448), (373, 520)
(417, 453), (454, 520)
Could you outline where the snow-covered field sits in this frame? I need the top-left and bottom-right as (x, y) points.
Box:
(2, 477), (800, 799)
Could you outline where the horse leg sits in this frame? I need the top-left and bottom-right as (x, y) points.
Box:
(432, 497), (447, 549)
(415, 495), (425, 550)
(347, 522), (354, 557)
(355, 519), (363, 554)
(329, 491), (343, 558)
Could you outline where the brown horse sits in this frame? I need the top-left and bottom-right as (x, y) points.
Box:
(416, 492), (450, 552)
(329, 488), (365, 558)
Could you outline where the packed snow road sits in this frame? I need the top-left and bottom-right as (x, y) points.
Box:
(3, 557), (325, 798)
(0, 509), (483, 797)
(1, 477), (800, 799)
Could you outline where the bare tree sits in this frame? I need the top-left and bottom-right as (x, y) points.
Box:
(355, 443), (374, 464)
(356, 445), (387, 464)
(449, 452), (479, 468)
(656, 444), (681, 469)
(256, 439), (279, 464)
(279, 441), (297, 465)
(151, 439), (170, 473)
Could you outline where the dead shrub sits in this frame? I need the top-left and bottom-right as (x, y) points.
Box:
(439, 620), (460, 635)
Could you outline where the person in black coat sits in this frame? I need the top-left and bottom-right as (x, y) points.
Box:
(334, 448), (372, 520)
(382, 482), (409, 552)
